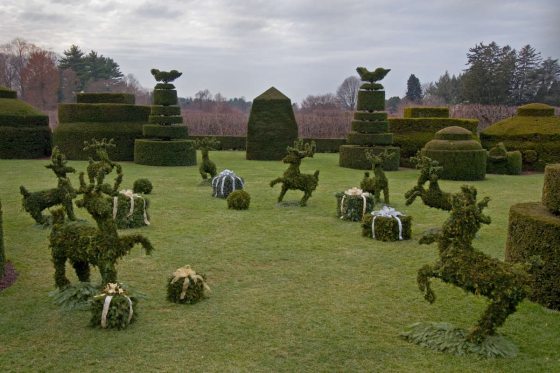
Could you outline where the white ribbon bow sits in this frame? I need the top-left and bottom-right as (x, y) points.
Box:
(371, 206), (405, 240)
(211, 169), (244, 197)
(340, 188), (370, 219)
(113, 189), (150, 225)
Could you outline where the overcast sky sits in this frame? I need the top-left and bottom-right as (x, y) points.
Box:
(1, 0), (559, 102)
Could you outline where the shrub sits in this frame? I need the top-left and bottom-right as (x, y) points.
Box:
(153, 89), (178, 106)
(148, 114), (183, 125)
(403, 107), (449, 118)
(58, 103), (150, 123)
(134, 139), (197, 166)
(542, 164), (560, 215)
(227, 190), (251, 210)
(351, 120), (389, 133)
(246, 87), (298, 160)
(90, 283), (138, 330)
(346, 132), (393, 146)
(151, 106), (181, 116)
(77, 93), (135, 104)
(133, 178), (153, 194)
(356, 90), (384, 111)
(167, 265), (209, 304)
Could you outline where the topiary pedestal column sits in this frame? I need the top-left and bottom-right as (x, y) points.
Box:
(339, 67), (400, 170)
(506, 164), (560, 310)
(134, 69), (196, 166)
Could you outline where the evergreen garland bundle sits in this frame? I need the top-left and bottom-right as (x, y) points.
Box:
(167, 265), (210, 304)
(90, 283), (137, 330)
(335, 188), (375, 221)
(211, 169), (244, 198)
(362, 207), (412, 241)
(112, 190), (150, 229)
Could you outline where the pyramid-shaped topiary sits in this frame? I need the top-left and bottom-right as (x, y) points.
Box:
(134, 69), (196, 166)
(246, 87), (298, 160)
(339, 67), (400, 170)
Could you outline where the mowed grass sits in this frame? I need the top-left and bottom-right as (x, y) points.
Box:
(0, 151), (558, 372)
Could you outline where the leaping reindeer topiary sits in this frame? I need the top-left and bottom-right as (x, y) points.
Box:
(50, 139), (154, 288)
(417, 185), (531, 343)
(360, 149), (395, 204)
(270, 140), (319, 206)
(404, 153), (452, 211)
(194, 137), (220, 180)
(20, 146), (77, 225)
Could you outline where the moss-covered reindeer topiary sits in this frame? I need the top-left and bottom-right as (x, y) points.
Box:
(20, 146), (77, 225)
(194, 137), (220, 180)
(416, 185), (531, 343)
(49, 139), (154, 288)
(404, 153), (452, 211)
(359, 149), (396, 204)
(270, 140), (319, 206)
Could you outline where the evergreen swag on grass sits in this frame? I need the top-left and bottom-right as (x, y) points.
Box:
(90, 283), (138, 330)
(167, 265), (210, 304)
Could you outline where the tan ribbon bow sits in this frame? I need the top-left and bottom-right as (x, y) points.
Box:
(171, 265), (211, 300)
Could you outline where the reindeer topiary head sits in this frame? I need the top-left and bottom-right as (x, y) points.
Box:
(46, 146), (75, 179)
(283, 139), (316, 166)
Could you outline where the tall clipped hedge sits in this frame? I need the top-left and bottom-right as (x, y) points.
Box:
(403, 107), (449, 118)
(77, 93), (135, 104)
(0, 91), (51, 159)
(480, 103), (560, 171)
(134, 139), (196, 166)
(58, 104), (150, 123)
(246, 87), (298, 160)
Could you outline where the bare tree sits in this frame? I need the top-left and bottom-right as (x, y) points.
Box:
(21, 49), (59, 110)
(336, 76), (360, 110)
(300, 93), (340, 112)
(0, 38), (37, 96)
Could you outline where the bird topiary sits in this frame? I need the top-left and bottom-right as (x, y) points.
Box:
(212, 169), (244, 199)
(194, 137), (220, 180)
(133, 178), (153, 194)
(167, 265), (210, 304)
(90, 283), (138, 329)
(227, 190), (251, 210)
(486, 142), (522, 175)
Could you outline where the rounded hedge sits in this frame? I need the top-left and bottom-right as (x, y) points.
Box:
(58, 103), (150, 123)
(153, 90), (178, 106)
(246, 87), (298, 160)
(351, 120), (389, 133)
(353, 112), (388, 121)
(403, 107), (449, 118)
(150, 106), (181, 116)
(133, 178), (153, 194)
(506, 202), (560, 310)
(134, 139), (196, 166)
(339, 145), (400, 170)
(517, 103), (555, 117)
(434, 126), (473, 141)
(227, 190), (251, 210)
(346, 132), (393, 146)
(542, 164), (560, 214)
(357, 90), (385, 111)
(76, 93), (135, 104)
(148, 115), (183, 125)
(53, 122), (144, 160)
(0, 98), (49, 127)
(142, 124), (188, 139)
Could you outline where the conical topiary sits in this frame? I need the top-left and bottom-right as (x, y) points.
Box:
(339, 67), (400, 170)
(134, 69), (196, 166)
(246, 87), (298, 160)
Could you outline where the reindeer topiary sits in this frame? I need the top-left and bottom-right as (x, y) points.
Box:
(360, 149), (395, 204)
(20, 146), (77, 225)
(416, 185), (531, 343)
(194, 137), (220, 180)
(270, 140), (319, 206)
(404, 153), (452, 211)
(49, 139), (154, 288)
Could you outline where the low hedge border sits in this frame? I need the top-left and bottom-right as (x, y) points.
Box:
(351, 120), (389, 133)
(339, 145), (400, 170)
(76, 93), (135, 104)
(134, 139), (196, 166)
(403, 107), (449, 118)
(143, 125), (188, 139)
(185, 136), (346, 152)
(0, 126), (52, 158)
(58, 104), (150, 123)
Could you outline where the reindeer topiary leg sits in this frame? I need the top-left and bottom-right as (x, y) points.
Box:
(52, 253), (70, 288)
(72, 261), (91, 282)
(417, 264), (437, 303)
(278, 185), (288, 202)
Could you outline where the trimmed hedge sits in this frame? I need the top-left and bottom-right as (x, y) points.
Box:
(506, 202), (560, 309)
(487, 150), (522, 175)
(393, 132), (434, 168)
(76, 93), (135, 104)
(0, 126), (52, 159)
(148, 115), (183, 125)
(134, 139), (196, 166)
(150, 106), (181, 116)
(542, 164), (560, 214)
(516, 103), (555, 117)
(58, 103), (151, 123)
(143, 124), (188, 139)
(339, 145), (400, 170)
(361, 213), (412, 241)
(353, 112), (388, 121)
(53, 122), (144, 160)
(0, 98), (49, 127)
(357, 90), (384, 111)
(347, 132), (393, 146)
(0, 86), (17, 99)
(389, 118), (478, 133)
(153, 90), (178, 106)
(246, 87), (298, 160)
(351, 120), (389, 133)
(404, 107), (449, 118)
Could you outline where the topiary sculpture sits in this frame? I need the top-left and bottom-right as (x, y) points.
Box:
(270, 140), (319, 206)
(150, 68), (182, 84)
(417, 185), (530, 343)
(227, 190), (251, 210)
(211, 169), (244, 198)
(133, 178), (153, 194)
(49, 138), (154, 288)
(360, 149), (395, 204)
(404, 153), (452, 211)
(194, 137), (220, 180)
(486, 142), (522, 175)
(20, 146), (77, 225)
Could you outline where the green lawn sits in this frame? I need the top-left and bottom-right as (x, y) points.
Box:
(0, 152), (558, 372)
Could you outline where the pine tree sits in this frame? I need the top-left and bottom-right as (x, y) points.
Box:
(406, 74), (422, 103)
(512, 44), (542, 104)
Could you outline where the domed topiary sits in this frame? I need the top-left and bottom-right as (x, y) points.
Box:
(421, 126), (486, 180)
(133, 178), (153, 194)
(227, 190), (251, 210)
(339, 67), (400, 170)
(480, 103), (560, 171)
(246, 87), (298, 160)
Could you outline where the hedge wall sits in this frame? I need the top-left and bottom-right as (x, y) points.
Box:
(134, 139), (196, 166)
(58, 103), (150, 123)
(188, 136), (345, 153)
(403, 107), (449, 118)
(76, 93), (135, 104)
(53, 122), (144, 160)
(143, 124), (188, 139)
(346, 132), (393, 146)
(506, 202), (560, 310)
(0, 126), (52, 159)
(0, 98), (49, 127)
(246, 87), (298, 160)
(339, 145), (400, 170)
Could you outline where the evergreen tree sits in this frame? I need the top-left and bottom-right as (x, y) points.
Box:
(512, 44), (542, 104)
(58, 45), (87, 90)
(405, 74), (422, 103)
